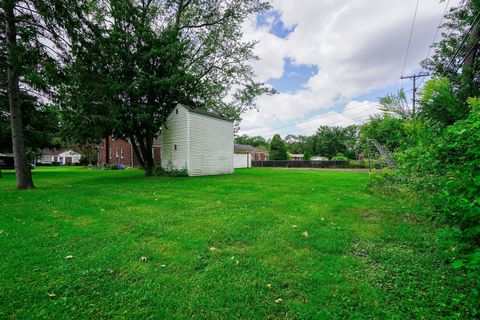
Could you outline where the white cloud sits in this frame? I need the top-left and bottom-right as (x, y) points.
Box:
(296, 100), (381, 134)
(239, 0), (460, 136)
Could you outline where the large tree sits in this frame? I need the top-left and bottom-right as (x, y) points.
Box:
(61, 0), (271, 175)
(312, 125), (358, 160)
(235, 134), (269, 148)
(284, 134), (314, 155)
(422, 0), (480, 106)
(269, 134), (287, 160)
(1, 0), (75, 188)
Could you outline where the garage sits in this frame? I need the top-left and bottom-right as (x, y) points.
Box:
(234, 144), (255, 168)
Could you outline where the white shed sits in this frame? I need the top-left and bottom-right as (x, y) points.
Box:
(234, 144), (255, 168)
(161, 104), (234, 176)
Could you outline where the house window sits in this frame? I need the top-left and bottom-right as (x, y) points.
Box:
(116, 148), (120, 158)
(176, 109), (178, 114)
(109, 148), (112, 159)
(174, 144), (177, 151)
(121, 148), (124, 159)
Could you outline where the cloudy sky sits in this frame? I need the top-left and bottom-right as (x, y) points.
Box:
(239, 0), (460, 138)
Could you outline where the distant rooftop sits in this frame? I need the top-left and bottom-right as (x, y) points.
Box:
(234, 144), (256, 153)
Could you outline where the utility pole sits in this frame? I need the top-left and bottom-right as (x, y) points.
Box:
(400, 72), (429, 114)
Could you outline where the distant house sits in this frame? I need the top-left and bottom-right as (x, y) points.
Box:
(289, 153), (304, 161)
(252, 150), (269, 161)
(0, 153), (15, 169)
(98, 136), (161, 168)
(161, 104), (234, 176)
(234, 144), (255, 168)
(38, 149), (81, 165)
(311, 156), (328, 161)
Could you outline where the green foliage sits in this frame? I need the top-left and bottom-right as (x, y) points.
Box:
(379, 89), (413, 119)
(269, 134), (288, 160)
(284, 134), (314, 154)
(421, 1), (480, 102)
(360, 114), (406, 152)
(153, 162), (189, 177)
(332, 153), (349, 161)
(60, 0), (272, 174)
(420, 78), (465, 125)
(234, 134), (269, 148)
(303, 150), (313, 160)
(370, 97), (480, 296)
(312, 125), (358, 160)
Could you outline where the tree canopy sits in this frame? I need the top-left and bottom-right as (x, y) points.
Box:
(269, 134), (288, 160)
(59, 0), (272, 175)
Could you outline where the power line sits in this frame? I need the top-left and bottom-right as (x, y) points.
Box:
(401, 0), (421, 78)
(244, 102), (380, 136)
(452, 34), (480, 75)
(426, 0), (451, 60)
(444, 10), (480, 72)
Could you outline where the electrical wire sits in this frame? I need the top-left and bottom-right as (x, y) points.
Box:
(401, 0), (421, 78)
(444, 10), (480, 72)
(244, 102), (380, 136)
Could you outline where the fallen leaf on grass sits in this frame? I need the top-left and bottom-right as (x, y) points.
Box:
(266, 283), (272, 289)
(301, 231), (309, 238)
(64, 255), (74, 260)
(209, 247), (216, 251)
(139, 256), (147, 262)
(275, 298), (283, 304)
(47, 292), (56, 297)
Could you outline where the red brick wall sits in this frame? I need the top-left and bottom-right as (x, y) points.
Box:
(98, 136), (161, 167)
(153, 146), (161, 165)
(253, 152), (269, 161)
(98, 137), (134, 167)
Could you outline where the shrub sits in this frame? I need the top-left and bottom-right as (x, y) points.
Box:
(270, 134), (288, 160)
(332, 153), (349, 161)
(381, 98), (480, 296)
(153, 162), (188, 177)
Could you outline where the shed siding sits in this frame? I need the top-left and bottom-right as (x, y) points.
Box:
(188, 112), (234, 176)
(161, 106), (189, 170)
(234, 153), (251, 168)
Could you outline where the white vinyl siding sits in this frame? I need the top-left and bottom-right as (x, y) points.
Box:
(188, 112), (234, 176)
(161, 105), (189, 170)
(160, 104), (234, 176)
(234, 153), (251, 168)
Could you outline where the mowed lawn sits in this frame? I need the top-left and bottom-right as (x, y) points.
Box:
(0, 167), (473, 319)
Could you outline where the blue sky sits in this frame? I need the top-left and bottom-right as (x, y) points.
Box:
(239, 0), (457, 137)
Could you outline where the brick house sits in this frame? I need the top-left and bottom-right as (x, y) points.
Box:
(252, 150), (269, 161)
(98, 136), (161, 167)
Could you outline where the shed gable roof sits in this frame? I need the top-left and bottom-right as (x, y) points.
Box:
(176, 103), (233, 122)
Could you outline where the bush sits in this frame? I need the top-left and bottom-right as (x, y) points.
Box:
(383, 98), (480, 297)
(332, 153), (349, 161)
(367, 168), (402, 194)
(153, 162), (188, 177)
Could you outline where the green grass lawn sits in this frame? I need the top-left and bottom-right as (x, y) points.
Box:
(0, 167), (475, 319)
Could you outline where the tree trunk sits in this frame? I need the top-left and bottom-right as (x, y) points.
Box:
(144, 128), (154, 176)
(5, 1), (35, 189)
(130, 135), (145, 169)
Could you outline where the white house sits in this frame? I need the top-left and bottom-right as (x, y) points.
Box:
(161, 104), (234, 176)
(234, 144), (255, 168)
(38, 149), (81, 165)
